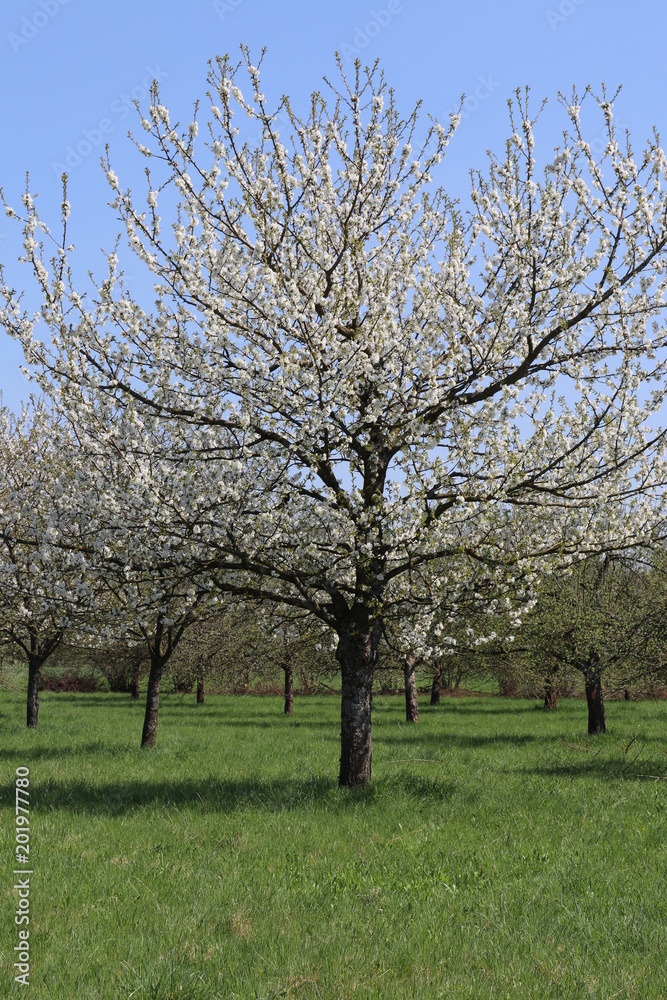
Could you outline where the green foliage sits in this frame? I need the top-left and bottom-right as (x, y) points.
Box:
(1, 692), (666, 998)
(518, 555), (667, 697)
(165, 605), (339, 695)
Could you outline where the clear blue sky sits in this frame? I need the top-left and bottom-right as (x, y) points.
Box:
(1, 0), (666, 409)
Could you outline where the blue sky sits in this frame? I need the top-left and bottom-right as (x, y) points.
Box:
(1, 0), (666, 409)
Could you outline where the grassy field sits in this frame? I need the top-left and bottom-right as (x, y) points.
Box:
(1, 691), (667, 999)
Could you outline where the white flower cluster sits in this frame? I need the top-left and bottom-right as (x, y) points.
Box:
(1, 61), (667, 685)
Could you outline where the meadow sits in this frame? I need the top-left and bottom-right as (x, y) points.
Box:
(1, 691), (666, 999)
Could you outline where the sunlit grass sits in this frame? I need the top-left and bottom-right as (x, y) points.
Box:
(1, 691), (666, 998)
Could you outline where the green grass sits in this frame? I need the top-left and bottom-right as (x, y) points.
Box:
(1, 692), (667, 999)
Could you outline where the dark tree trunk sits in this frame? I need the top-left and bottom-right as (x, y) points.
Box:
(131, 658), (141, 699)
(336, 620), (379, 787)
(624, 688), (631, 701)
(26, 656), (42, 729)
(584, 657), (606, 734)
(430, 665), (441, 706)
(404, 654), (419, 723)
(197, 670), (205, 704)
(283, 664), (293, 715)
(544, 678), (557, 710)
(141, 655), (164, 748)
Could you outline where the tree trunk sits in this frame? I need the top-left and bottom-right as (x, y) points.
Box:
(26, 656), (42, 729)
(131, 657), (141, 699)
(404, 654), (419, 723)
(283, 664), (293, 715)
(141, 654), (164, 748)
(544, 678), (557, 710)
(336, 620), (378, 787)
(197, 670), (205, 704)
(430, 665), (441, 706)
(584, 658), (606, 734)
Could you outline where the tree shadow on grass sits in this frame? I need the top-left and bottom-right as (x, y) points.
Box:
(200, 717), (335, 730)
(2, 694), (143, 710)
(377, 731), (541, 749)
(378, 773), (456, 802)
(421, 701), (552, 716)
(522, 752), (667, 781)
(0, 741), (141, 762)
(0, 770), (456, 816)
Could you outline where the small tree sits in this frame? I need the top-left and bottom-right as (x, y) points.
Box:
(0, 404), (91, 727)
(520, 556), (650, 733)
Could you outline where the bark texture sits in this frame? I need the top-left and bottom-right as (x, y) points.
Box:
(336, 619), (378, 787)
(141, 655), (164, 748)
(140, 617), (192, 747)
(584, 656), (606, 734)
(26, 657), (42, 729)
(197, 671), (205, 704)
(544, 678), (557, 710)
(430, 665), (441, 706)
(283, 664), (293, 715)
(25, 630), (54, 729)
(404, 654), (419, 723)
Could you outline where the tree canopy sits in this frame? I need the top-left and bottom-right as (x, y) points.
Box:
(3, 53), (667, 781)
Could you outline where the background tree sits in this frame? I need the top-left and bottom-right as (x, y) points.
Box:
(0, 403), (92, 726)
(518, 555), (650, 732)
(42, 397), (226, 746)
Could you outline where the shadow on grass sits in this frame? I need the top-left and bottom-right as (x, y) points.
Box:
(420, 701), (554, 715)
(0, 771), (456, 816)
(196, 717), (334, 730)
(40, 695), (144, 707)
(521, 761), (667, 780)
(378, 731), (541, 749)
(523, 750), (667, 780)
(0, 742), (141, 762)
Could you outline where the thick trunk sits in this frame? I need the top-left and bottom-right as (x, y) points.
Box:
(430, 665), (441, 706)
(131, 658), (141, 699)
(283, 664), (293, 715)
(404, 654), (419, 723)
(584, 659), (606, 734)
(26, 656), (42, 729)
(141, 655), (164, 748)
(197, 670), (205, 704)
(544, 678), (557, 710)
(336, 622), (378, 788)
